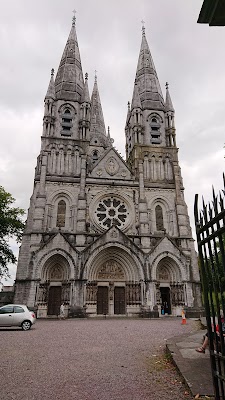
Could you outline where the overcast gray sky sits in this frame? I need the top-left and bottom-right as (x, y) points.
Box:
(0, 0), (224, 285)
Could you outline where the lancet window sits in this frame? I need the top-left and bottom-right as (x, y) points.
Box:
(155, 205), (164, 231)
(150, 116), (161, 144)
(56, 200), (66, 227)
(61, 108), (73, 136)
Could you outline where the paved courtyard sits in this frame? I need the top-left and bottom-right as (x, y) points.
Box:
(0, 318), (197, 400)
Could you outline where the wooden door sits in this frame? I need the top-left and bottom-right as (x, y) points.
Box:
(97, 286), (108, 314)
(114, 287), (125, 315)
(48, 286), (62, 316)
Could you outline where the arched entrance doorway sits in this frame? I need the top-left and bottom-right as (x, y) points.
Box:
(155, 256), (185, 316)
(95, 260), (126, 315)
(85, 246), (143, 316)
(37, 254), (70, 317)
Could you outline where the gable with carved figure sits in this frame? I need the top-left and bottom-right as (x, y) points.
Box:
(90, 148), (132, 180)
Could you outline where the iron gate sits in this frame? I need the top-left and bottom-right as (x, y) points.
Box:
(194, 175), (225, 399)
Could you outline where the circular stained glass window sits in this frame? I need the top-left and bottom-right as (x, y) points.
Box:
(95, 197), (129, 229)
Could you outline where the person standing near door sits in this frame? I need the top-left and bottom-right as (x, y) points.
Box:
(59, 303), (65, 319)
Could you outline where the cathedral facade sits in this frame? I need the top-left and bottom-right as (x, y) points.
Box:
(14, 18), (201, 318)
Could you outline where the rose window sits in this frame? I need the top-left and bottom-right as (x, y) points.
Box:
(95, 197), (129, 229)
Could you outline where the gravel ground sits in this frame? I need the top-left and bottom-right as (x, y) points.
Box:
(0, 318), (197, 400)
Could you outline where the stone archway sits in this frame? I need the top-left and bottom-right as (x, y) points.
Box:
(84, 246), (143, 316)
(155, 256), (185, 316)
(37, 254), (70, 317)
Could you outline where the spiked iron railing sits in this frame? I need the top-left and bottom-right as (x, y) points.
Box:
(194, 174), (225, 399)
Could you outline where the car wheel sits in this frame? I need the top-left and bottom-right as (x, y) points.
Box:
(21, 321), (31, 331)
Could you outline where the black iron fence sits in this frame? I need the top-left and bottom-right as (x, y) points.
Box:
(194, 174), (225, 399)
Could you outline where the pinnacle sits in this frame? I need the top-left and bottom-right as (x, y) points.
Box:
(90, 77), (106, 137)
(82, 72), (91, 103)
(45, 68), (55, 100)
(165, 82), (175, 112)
(131, 81), (142, 110)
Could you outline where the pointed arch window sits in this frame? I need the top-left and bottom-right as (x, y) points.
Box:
(150, 116), (161, 144)
(56, 200), (66, 227)
(155, 205), (164, 231)
(61, 108), (73, 137)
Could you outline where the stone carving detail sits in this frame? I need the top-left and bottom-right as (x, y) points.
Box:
(157, 266), (170, 282)
(86, 282), (97, 303)
(110, 229), (118, 238)
(126, 283), (141, 305)
(96, 169), (103, 176)
(171, 284), (184, 306)
(37, 283), (49, 303)
(109, 283), (114, 300)
(50, 265), (63, 281)
(62, 283), (70, 304)
(97, 261), (125, 280)
(155, 283), (161, 304)
(143, 154), (173, 182)
(95, 196), (128, 229)
(105, 157), (119, 176)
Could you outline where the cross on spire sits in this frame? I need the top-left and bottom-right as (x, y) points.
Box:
(141, 20), (145, 36)
(165, 82), (169, 90)
(94, 70), (97, 83)
(72, 10), (76, 27)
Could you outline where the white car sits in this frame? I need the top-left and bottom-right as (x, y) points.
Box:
(0, 304), (36, 330)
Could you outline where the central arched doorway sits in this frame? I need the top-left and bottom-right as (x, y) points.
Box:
(96, 260), (126, 315)
(84, 246), (143, 316)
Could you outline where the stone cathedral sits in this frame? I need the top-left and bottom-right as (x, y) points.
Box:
(14, 18), (202, 318)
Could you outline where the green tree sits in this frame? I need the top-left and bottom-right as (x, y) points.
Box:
(0, 186), (25, 281)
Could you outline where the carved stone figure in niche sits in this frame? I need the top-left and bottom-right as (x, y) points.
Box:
(171, 284), (184, 306)
(109, 284), (114, 300)
(156, 286), (161, 304)
(62, 283), (70, 303)
(37, 283), (49, 303)
(155, 205), (164, 231)
(56, 200), (66, 227)
(97, 261), (125, 280)
(50, 265), (63, 281)
(86, 283), (97, 302)
(126, 283), (141, 304)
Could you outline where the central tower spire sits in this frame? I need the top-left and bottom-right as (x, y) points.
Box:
(55, 15), (84, 102)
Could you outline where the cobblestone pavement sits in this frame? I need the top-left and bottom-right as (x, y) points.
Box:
(0, 318), (198, 400)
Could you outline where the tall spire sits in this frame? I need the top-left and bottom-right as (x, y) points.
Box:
(90, 73), (106, 136)
(45, 68), (55, 100)
(165, 82), (174, 112)
(135, 24), (164, 110)
(55, 15), (84, 102)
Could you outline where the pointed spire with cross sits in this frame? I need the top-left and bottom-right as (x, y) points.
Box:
(72, 10), (76, 27)
(141, 20), (145, 36)
(94, 70), (97, 83)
